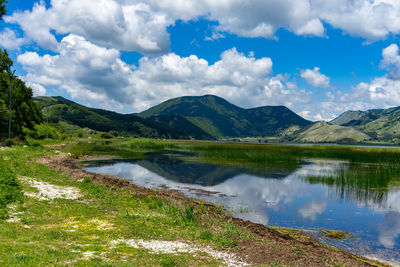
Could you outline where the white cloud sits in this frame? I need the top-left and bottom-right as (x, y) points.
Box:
(128, 48), (311, 111)
(298, 200), (327, 221)
(298, 110), (325, 121)
(8, 0), (400, 56)
(313, 0), (400, 41)
(17, 36), (312, 112)
(25, 81), (46, 96)
(0, 28), (26, 50)
(5, 2), (58, 51)
(6, 0), (172, 54)
(300, 67), (331, 88)
(380, 44), (400, 80)
(18, 34), (134, 107)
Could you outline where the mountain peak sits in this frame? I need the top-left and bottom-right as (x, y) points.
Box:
(139, 95), (311, 137)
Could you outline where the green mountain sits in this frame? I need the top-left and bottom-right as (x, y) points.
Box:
(290, 121), (371, 143)
(139, 95), (312, 138)
(331, 106), (400, 141)
(34, 96), (211, 139)
(330, 111), (367, 125)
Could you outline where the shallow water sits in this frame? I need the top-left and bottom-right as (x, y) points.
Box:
(83, 151), (400, 265)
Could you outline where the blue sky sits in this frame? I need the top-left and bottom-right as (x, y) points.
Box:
(2, 0), (400, 120)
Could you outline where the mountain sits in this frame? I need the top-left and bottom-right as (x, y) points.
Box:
(34, 96), (212, 139)
(139, 95), (312, 137)
(291, 121), (371, 143)
(330, 111), (367, 125)
(331, 106), (400, 141)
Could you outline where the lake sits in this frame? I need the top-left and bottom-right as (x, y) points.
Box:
(82, 150), (400, 265)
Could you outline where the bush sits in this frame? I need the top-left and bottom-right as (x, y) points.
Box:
(25, 139), (43, 148)
(5, 138), (14, 147)
(100, 132), (113, 139)
(0, 160), (23, 219)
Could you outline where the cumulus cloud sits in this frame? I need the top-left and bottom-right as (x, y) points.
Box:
(128, 48), (311, 111)
(7, 0), (400, 55)
(380, 44), (400, 80)
(297, 43), (400, 121)
(25, 81), (46, 96)
(0, 28), (26, 50)
(337, 44), (400, 111)
(18, 34), (134, 106)
(17, 36), (312, 112)
(6, 0), (171, 54)
(313, 0), (400, 41)
(301, 67), (331, 89)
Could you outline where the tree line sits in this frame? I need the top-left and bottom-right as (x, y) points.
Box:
(0, 1), (43, 139)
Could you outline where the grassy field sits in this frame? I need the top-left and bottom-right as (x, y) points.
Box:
(0, 143), (256, 266)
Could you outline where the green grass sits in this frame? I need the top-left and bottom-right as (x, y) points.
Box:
(0, 144), (253, 266)
(305, 163), (400, 204)
(0, 158), (23, 219)
(64, 138), (400, 165)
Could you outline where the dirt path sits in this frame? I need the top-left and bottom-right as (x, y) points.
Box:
(36, 153), (388, 267)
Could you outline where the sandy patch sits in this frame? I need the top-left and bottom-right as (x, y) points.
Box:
(82, 251), (95, 259)
(111, 239), (248, 267)
(5, 204), (30, 228)
(5, 204), (23, 223)
(19, 177), (82, 201)
(64, 217), (115, 232)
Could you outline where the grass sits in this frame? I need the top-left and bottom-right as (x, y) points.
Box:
(0, 158), (23, 219)
(0, 138), (393, 266)
(320, 230), (353, 240)
(63, 138), (400, 205)
(64, 138), (400, 165)
(0, 144), (254, 266)
(305, 163), (400, 204)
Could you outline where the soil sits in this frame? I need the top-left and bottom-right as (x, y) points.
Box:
(36, 153), (389, 267)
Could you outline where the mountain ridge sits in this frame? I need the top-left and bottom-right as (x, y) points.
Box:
(138, 95), (312, 138)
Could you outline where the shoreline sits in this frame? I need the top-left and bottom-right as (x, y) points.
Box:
(36, 151), (390, 267)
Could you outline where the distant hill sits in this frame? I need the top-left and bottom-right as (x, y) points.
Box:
(290, 121), (371, 143)
(34, 96), (212, 139)
(139, 95), (312, 138)
(330, 106), (400, 141)
(330, 111), (367, 125)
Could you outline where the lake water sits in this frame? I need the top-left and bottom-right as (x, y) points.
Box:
(82, 151), (400, 265)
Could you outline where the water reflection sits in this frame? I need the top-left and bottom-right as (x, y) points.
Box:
(83, 152), (400, 264)
(298, 200), (327, 221)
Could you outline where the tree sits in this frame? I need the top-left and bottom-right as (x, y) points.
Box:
(0, 49), (42, 137)
(0, 0), (7, 22)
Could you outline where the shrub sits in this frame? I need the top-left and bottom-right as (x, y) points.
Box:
(25, 139), (43, 148)
(5, 138), (14, 147)
(0, 160), (23, 219)
(100, 132), (113, 139)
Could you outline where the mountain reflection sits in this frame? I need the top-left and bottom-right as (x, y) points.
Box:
(81, 152), (400, 207)
(82, 151), (297, 186)
(83, 151), (400, 263)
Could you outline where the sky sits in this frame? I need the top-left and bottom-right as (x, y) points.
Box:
(2, 0), (400, 121)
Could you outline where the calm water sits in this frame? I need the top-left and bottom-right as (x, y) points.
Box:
(83, 151), (400, 265)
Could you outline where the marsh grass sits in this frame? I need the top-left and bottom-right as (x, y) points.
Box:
(62, 138), (400, 172)
(305, 163), (400, 204)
